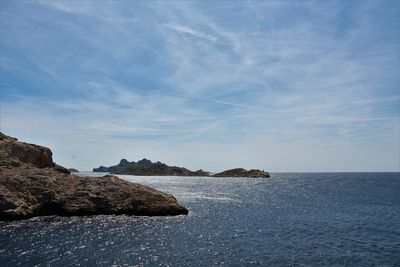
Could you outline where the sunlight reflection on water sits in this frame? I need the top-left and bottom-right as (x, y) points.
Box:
(1, 172), (399, 266)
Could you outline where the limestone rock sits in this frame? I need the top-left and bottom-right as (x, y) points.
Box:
(0, 133), (188, 221)
(0, 133), (54, 168)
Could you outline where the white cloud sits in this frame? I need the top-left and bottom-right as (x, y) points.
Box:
(164, 23), (217, 42)
(1, 0), (399, 171)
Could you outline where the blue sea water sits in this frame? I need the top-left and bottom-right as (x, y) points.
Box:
(1, 172), (399, 266)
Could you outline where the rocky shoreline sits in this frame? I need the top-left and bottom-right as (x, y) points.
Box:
(0, 133), (188, 221)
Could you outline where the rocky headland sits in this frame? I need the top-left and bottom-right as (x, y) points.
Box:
(0, 133), (188, 221)
(94, 159), (270, 178)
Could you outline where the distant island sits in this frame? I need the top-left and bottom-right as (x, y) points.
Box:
(93, 159), (270, 178)
(94, 159), (209, 176)
(212, 168), (269, 178)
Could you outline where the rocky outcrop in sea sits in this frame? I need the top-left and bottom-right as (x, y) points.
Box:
(93, 158), (210, 176)
(212, 168), (270, 178)
(0, 133), (188, 221)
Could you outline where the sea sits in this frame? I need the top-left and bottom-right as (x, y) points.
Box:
(1, 172), (399, 266)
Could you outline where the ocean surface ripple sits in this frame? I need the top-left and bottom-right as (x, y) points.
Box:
(1, 172), (399, 266)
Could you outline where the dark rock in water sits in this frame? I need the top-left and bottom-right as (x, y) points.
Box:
(212, 168), (270, 178)
(94, 166), (109, 172)
(193, 169), (210, 176)
(93, 158), (211, 176)
(68, 168), (79, 173)
(0, 133), (188, 221)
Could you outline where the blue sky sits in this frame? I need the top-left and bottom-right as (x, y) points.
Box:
(0, 1), (399, 172)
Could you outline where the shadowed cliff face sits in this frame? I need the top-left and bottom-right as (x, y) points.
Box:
(0, 133), (188, 221)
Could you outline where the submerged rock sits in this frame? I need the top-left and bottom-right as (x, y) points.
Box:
(0, 133), (188, 221)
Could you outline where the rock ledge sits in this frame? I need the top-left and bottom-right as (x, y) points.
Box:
(0, 133), (188, 221)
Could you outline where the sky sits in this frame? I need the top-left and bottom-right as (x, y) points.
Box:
(0, 0), (399, 172)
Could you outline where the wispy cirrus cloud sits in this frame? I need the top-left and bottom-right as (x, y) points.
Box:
(0, 0), (399, 171)
(164, 23), (217, 42)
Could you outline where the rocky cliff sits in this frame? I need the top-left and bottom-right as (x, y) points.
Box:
(0, 133), (188, 221)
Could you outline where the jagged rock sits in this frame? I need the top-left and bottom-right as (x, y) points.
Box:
(212, 168), (270, 178)
(0, 133), (54, 168)
(0, 133), (188, 221)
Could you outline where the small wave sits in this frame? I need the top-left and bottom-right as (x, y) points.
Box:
(180, 192), (240, 202)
